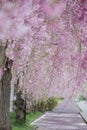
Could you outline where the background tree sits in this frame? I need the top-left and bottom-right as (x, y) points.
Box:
(0, 0), (87, 130)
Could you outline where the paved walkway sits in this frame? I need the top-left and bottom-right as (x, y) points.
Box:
(32, 100), (87, 130)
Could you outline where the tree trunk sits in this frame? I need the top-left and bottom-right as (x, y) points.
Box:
(15, 90), (26, 123)
(0, 46), (13, 130)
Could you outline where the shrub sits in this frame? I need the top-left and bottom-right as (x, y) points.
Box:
(47, 97), (58, 111)
(78, 94), (86, 101)
(35, 97), (60, 112)
(36, 98), (47, 112)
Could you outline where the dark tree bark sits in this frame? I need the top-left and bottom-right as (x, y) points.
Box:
(0, 46), (13, 130)
(14, 90), (26, 123)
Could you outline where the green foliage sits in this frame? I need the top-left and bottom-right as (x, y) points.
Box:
(36, 98), (47, 112)
(35, 97), (63, 112)
(47, 97), (59, 111)
(10, 112), (43, 130)
(78, 94), (86, 101)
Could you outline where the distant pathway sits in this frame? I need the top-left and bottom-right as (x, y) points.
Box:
(32, 100), (87, 130)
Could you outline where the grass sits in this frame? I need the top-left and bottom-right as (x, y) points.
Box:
(10, 112), (44, 130)
(10, 97), (63, 130)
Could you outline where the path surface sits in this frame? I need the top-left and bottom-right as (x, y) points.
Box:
(32, 100), (87, 130)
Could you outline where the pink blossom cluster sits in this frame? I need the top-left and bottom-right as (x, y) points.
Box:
(0, 0), (87, 100)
